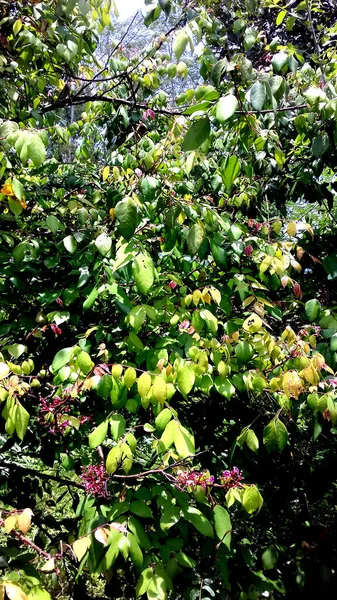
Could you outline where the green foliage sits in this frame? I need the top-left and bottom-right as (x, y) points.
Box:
(0, 0), (337, 598)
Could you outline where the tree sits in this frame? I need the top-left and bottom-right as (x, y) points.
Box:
(0, 0), (337, 598)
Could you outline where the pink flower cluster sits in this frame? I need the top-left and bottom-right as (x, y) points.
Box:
(38, 396), (91, 436)
(220, 467), (244, 490)
(80, 464), (110, 499)
(175, 469), (214, 491)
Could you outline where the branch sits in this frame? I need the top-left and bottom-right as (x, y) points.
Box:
(0, 461), (84, 489)
(0, 517), (52, 559)
(40, 92), (308, 118)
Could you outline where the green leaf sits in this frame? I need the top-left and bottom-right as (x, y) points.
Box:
(183, 506), (213, 537)
(8, 198), (23, 216)
(147, 574), (166, 600)
(89, 421), (108, 449)
(12, 178), (24, 201)
(155, 408), (172, 432)
(305, 299), (321, 322)
(106, 446), (121, 474)
(271, 52), (288, 72)
(110, 414), (126, 441)
(160, 420), (179, 450)
(15, 401), (29, 440)
(216, 95), (238, 123)
(262, 545), (279, 570)
(223, 155), (240, 193)
(97, 374), (112, 399)
(182, 118), (210, 152)
(249, 81), (266, 111)
(95, 233), (112, 256)
(244, 26), (258, 50)
(177, 365), (195, 397)
(63, 235), (77, 254)
(176, 551), (196, 568)
(235, 341), (254, 363)
(128, 532), (143, 570)
(242, 484), (263, 514)
(46, 215), (63, 233)
(174, 424), (195, 458)
(52, 347), (73, 372)
(263, 418), (288, 453)
(312, 133), (330, 158)
(27, 134), (46, 167)
(200, 309), (218, 334)
(76, 351), (93, 375)
(136, 568), (154, 597)
(173, 29), (189, 60)
(27, 587), (52, 600)
(115, 197), (138, 240)
(246, 429), (259, 453)
(160, 506), (181, 532)
(213, 505), (231, 550)
(132, 254), (155, 295)
(187, 224), (204, 255)
(121, 442), (133, 473)
(130, 500), (152, 519)
(214, 376), (235, 399)
(6, 343), (26, 359)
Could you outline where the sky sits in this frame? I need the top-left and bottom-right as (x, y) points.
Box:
(115, 0), (143, 20)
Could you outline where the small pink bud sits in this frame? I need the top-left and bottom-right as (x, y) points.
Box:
(51, 324), (62, 335)
(244, 245), (253, 257)
(169, 281), (177, 290)
(293, 282), (303, 299)
(179, 320), (190, 330)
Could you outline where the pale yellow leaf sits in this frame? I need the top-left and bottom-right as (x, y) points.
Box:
(18, 512), (31, 535)
(73, 536), (91, 561)
(40, 558), (55, 572)
(192, 290), (201, 306)
(4, 515), (17, 533)
(5, 584), (28, 600)
(102, 166), (110, 181)
(94, 527), (109, 545)
(287, 221), (297, 236)
(209, 287), (221, 305)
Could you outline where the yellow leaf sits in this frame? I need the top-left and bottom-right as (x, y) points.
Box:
(109, 207), (115, 221)
(259, 255), (272, 274)
(243, 313), (263, 333)
(290, 259), (302, 272)
(102, 166), (110, 181)
(18, 511), (31, 535)
(137, 372), (152, 398)
(0, 183), (15, 197)
(152, 376), (167, 404)
(282, 371), (303, 399)
(192, 290), (201, 306)
(242, 295), (255, 308)
(287, 221), (297, 236)
(94, 527), (109, 545)
(0, 581), (4, 600)
(209, 287), (221, 305)
(201, 290), (211, 304)
(304, 223), (314, 239)
(271, 257), (284, 276)
(4, 515), (17, 533)
(40, 558), (55, 572)
(5, 584), (28, 600)
(302, 365), (319, 385)
(73, 536), (91, 561)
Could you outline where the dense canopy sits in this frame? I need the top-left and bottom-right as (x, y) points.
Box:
(0, 0), (337, 598)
